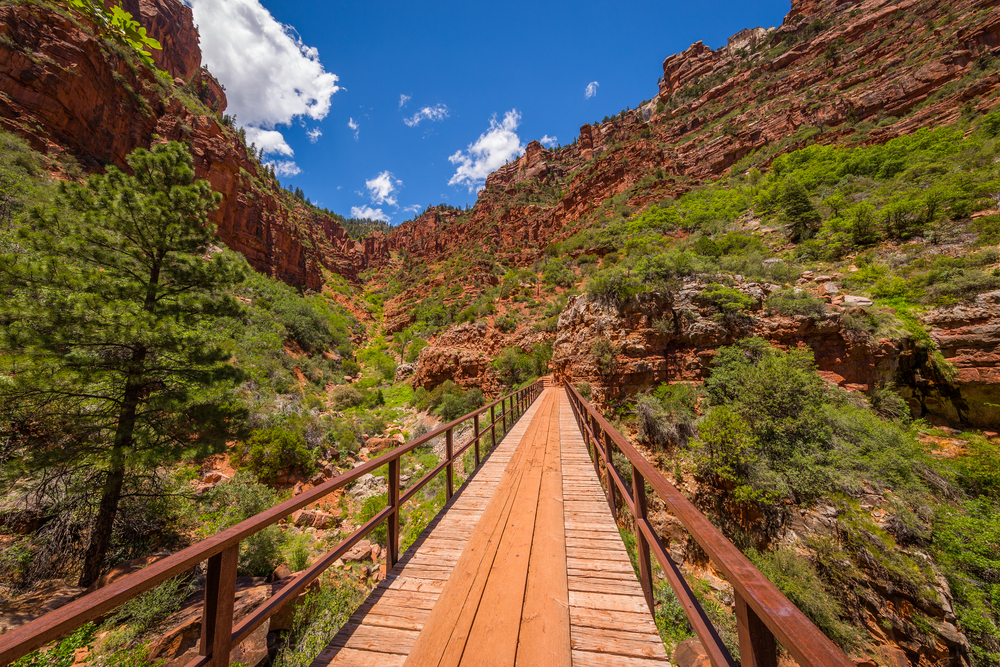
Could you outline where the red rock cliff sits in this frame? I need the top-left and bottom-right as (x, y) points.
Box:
(0, 0), (379, 289)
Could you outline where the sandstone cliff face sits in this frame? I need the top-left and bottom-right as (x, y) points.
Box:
(550, 284), (999, 428)
(0, 0), (374, 289)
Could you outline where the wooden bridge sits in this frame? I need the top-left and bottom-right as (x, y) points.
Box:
(312, 384), (667, 666)
(0, 379), (853, 667)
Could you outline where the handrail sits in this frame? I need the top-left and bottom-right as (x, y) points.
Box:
(563, 381), (853, 667)
(0, 379), (546, 666)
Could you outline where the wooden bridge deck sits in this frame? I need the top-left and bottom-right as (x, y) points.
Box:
(312, 387), (671, 666)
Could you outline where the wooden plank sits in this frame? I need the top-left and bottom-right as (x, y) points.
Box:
(572, 625), (670, 658)
(439, 393), (555, 665)
(572, 650), (672, 666)
(515, 389), (572, 667)
(403, 392), (555, 666)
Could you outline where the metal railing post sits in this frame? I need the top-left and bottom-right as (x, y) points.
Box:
(474, 413), (481, 467)
(200, 543), (239, 665)
(445, 427), (454, 500)
(490, 404), (497, 451)
(388, 457), (400, 567)
(632, 468), (654, 616)
(735, 593), (778, 667)
(603, 429), (617, 518)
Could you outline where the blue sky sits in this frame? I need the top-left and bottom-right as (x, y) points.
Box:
(187, 0), (790, 224)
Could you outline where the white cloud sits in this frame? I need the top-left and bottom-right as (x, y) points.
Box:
(404, 104), (450, 127)
(348, 117), (359, 140)
(268, 160), (301, 177)
(307, 128), (322, 143)
(351, 205), (390, 222)
(399, 94), (411, 109)
(540, 134), (558, 147)
(245, 127), (294, 156)
(448, 109), (525, 192)
(365, 171), (400, 207)
(402, 204), (421, 214)
(585, 81), (599, 99)
(189, 0), (339, 148)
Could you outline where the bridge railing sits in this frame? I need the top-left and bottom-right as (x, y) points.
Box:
(563, 381), (853, 667)
(0, 380), (545, 666)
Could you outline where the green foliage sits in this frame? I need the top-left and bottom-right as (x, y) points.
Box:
(201, 473), (286, 576)
(586, 269), (642, 308)
(62, 0), (163, 70)
(780, 178), (822, 241)
(231, 420), (317, 483)
(636, 383), (699, 450)
(767, 288), (827, 318)
(699, 283), (754, 313)
(955, 436), (1000, 498)
(701, 338), (922, 501)
(984, 107), (1000, 138)
(271, 574), (367, 667)
(541, 258), (575, 287)
(933, 499), (1000, 665)
(575, 382), (592, 399)
(493, 344), (551, 387)
(101, 576), (190, 650)
(329, 385), (364, 409)
(495, 312), (519, 333)
(11, 624), (97, 667)
(748, 547), (857, 649)
(0, 142), (247, 586)
(436, 387), (483, 421)
(356, 493), (388, 545)
(591, 337), (618, 376)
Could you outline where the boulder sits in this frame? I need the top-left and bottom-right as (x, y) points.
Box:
(0, 580), (85, 635)
(291, 509), (337, 530)
(395, 363), (415, 381)
(842, 295), (874, 307)
(147, 578), (271, 667)
(343, 540), (373, 563)
(673, 637), (710, 667)
(350, 473), (388, 501)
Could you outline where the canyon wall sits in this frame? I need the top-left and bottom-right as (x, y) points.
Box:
(0, 0), (381, 289)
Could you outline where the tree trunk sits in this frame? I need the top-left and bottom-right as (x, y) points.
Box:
(78, 464), (125, 587)
(78, 346), (147, 587)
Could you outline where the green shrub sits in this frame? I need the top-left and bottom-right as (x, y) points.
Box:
(232, 422), (316, 483)
(587, 269), (642, 308)
(493, 344), (551, 387)
(201, 473), (286, 576)
(329, 385), (363, 409)
(495, 312), (519, 333)
(749, 547), (857, 649)
(575, 382), (592, 399)
(699, 283), (754, 313)
(781, 178), (822, 241)
(356, 493), (388, 545)
(591, 337), (618, 376)
(767, 289), (826, 318)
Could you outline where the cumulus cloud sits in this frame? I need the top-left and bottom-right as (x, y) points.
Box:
(404, 104), (450, 127)
(245, 127), (294, 156)
(268, 161), (301, 177)
(540, 134), (558, 147)
(365, 171), (400, 207)
(348, 117), (359, 140)
(351, 205), (390, 222)
(448, 110), (525, 192)
(585, 81), (599, 99)
(307, 128), (322, 143)
(188, 0), (339, 149)
(399, 94), (411, 109)
(402, 204), (421, 214)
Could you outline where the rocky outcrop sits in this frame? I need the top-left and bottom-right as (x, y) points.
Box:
(411, 320), (554, 395)
(0, 0), (379, 289)
(120, 0), (201, 80)
(551, 282), (1000, 428)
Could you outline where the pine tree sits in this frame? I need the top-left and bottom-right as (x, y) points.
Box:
(0, 142), (248, 586)
(781, 178), (822, 242)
